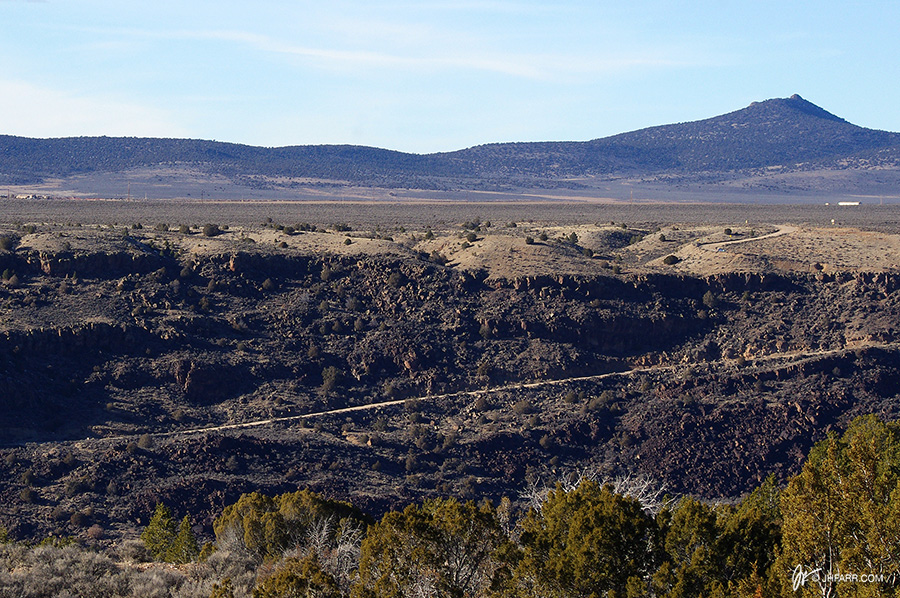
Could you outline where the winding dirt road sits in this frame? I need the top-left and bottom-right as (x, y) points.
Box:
(699, 225), (799, 251)
(56, 339), (891, 450)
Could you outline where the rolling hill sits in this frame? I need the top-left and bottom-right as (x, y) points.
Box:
(2, 95), (899, 196)
(446, 95), (900, 176)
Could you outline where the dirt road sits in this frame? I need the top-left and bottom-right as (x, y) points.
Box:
(55, 340), (890, 450)
(699, 225), (799, 251)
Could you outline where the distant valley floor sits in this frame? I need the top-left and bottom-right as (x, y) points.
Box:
(5, 162), (900, 206)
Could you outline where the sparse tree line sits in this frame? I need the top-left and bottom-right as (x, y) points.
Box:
(3, 415), (900, 597)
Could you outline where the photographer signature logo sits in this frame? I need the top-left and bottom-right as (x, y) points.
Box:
(792, 565), (821, 591)
(792, 564), (896, 591)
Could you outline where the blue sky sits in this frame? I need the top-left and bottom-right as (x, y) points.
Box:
(1, 1), (898, 154)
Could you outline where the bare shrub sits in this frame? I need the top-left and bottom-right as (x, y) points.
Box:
(522, 468), (673, 516)
(0, 544), (127, 598)
(282, 516), (364, 594)
(115, 539), (150, 563)
(130, 566), (187, 598)
(69, 511), (88, 527)
(513, 400), (533, 415)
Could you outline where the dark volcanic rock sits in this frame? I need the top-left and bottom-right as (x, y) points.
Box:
(1, 241), (900, 541)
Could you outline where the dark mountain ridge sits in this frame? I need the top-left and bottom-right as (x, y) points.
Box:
(603, 94), (900, 171)
(0, 136), (456, 186)
(2, 95), (899, 191)
(445, 95), (900, 177)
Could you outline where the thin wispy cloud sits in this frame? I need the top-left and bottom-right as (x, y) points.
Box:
(54, 16), (706, 82)
(99, 28), (550, 79)
(159, 28), (703, 81)
(4, 1), (895, 151)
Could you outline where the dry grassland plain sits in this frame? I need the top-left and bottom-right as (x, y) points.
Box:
(4, 198), (900, 277)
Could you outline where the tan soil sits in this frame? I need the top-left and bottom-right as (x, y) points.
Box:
(12, 220), (900, 280)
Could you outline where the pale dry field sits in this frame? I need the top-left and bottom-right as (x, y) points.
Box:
(3, 199), (900, 278)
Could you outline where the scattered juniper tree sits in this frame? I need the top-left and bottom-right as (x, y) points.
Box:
(141, 503), (176, 561)
(166, 516), (200, 564)
(141, 503), (199, 564)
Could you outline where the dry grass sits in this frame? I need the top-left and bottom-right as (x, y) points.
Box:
(5, 204), (900, 281)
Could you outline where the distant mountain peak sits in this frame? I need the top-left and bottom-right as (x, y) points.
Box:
(2, 95), (897, 194)
(747, 94), (847, 123)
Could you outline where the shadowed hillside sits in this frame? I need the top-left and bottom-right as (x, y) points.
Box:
(2, 213), (900, 545)
(2, 96), (899, 194)
(443, 95), (900, 177)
